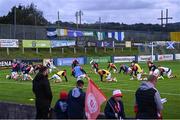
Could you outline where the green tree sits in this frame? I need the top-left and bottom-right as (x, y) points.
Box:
(0, 3), (49, 25)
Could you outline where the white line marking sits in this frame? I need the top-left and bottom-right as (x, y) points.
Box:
(0, 82), (180, 96)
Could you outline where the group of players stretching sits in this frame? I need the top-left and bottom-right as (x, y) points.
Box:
(6, 58), (176, 83)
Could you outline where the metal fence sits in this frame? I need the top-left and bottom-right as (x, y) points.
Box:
(0, 24), (170, 41)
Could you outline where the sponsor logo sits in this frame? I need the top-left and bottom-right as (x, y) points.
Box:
(114, 56), (135, 63)
(0, 60), (12, 67)
(158, 54), (173, 61)
(87, 93), (98, 114)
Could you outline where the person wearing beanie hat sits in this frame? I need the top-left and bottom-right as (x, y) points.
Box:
(54, 91), (68, 119)
(104, 89), (125, 119)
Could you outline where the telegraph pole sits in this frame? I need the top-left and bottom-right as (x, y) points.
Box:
(99, 17), (102, 40)
(75, 11), (79, 30)
(79, 10), (83, 25)
(14, 6), (16, 39)
(58, 11), (60, 28)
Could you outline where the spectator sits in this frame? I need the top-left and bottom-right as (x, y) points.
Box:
(67, 80), (86, 119)
(32, 66), (53, 119)
(54, 91), (68, 119)
(104, 89), (125, 119)
(135, 75), (163, 119)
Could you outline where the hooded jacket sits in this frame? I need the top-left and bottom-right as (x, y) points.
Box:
(135, 81), (163, 119)
(67, 87), (85, 119)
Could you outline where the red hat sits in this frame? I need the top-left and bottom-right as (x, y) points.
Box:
(59, 91), (68, 100)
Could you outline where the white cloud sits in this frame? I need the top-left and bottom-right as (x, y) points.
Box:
(0, 0), (179, 24)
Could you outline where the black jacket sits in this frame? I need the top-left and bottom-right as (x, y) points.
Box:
(135, 88), (158, 119)
(104, 97), (125, 119)
(67, 87), (85, 119)
(32, 73), (53, 108)
(54, 99), (68, 119)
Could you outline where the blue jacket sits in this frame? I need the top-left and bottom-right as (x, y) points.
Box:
(54, 99), (68, 119)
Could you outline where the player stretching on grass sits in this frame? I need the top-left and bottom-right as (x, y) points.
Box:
(147, 61), (157, 75)
(21, 64), (33, 81)
(119, 64), (132, 74)
(90, 59), (99, 74)
(97, 69), (117, 82)
(131, 61), (147, 80)
(50, 70), (68, 83)
(72, 64), (89, 81)
(6, 60), (20, 80)
(71, 59), (79, 69)
(107, 62), (118, 73)
(158, 66), (176, 79)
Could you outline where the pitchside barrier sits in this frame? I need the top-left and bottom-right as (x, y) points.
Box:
(0, 54), (179, 68)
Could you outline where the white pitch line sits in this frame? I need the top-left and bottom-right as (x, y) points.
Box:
(0, 82), (180, 96)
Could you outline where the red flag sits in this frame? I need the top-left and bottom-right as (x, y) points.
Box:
(85, 79), (107, 119)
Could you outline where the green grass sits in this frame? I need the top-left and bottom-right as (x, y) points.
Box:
(0, 61), (180, 118)
(0, 47), (138, 59)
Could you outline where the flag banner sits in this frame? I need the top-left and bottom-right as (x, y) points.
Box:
(97, 32), (105, 40)
(76, 30), (83, 37)
(47, 28), (57, 39)
(76, 41), (86, 47)
(114, 42), (125, 47)
(166, 41), (175, 49)
(97, 41), (113, 48)
(170, 32), (180, 41)
(85, 79), (106, 119)
(133, 43), (143, 46)
(0, 39), (19, 48)
(57, 29), (68, 36)
(108, 32), (113, 38)
(67, 30), (83, 37)
(54, 57), (85, 66)
(114, 32), (124, 41)
(23, 40), (51, 48)
(35, 40), (51, 48)
(51, 40), (76, 48)
(125, 41), (132, 48)
(87, 41), (97, 47)
(83, 31), (94, 36)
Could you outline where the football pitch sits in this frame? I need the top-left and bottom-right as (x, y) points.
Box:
(0, 61), (180, 119)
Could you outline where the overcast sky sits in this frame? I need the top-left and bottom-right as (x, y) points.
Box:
(0, 0), (179, 24)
